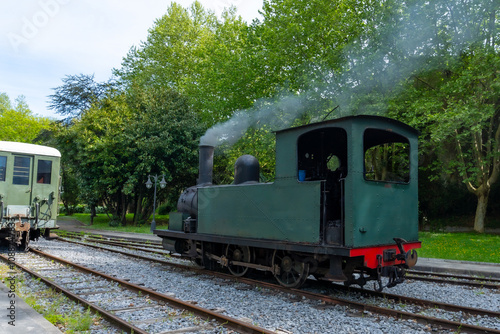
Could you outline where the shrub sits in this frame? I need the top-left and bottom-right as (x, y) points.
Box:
(108, 216), (121, 227)
(158, 202), (175, 215)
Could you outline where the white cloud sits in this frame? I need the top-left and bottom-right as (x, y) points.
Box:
(0, 0), (262, 118)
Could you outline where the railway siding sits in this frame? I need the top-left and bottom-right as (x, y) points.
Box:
(25, 236), (500, 333)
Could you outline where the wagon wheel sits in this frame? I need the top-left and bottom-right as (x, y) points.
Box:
(19, 231), (30, 252)
(226, 244), (252, 277)
(272, 250), (309, 288)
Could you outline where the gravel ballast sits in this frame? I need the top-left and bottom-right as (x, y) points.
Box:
(26, 238), (500, 333)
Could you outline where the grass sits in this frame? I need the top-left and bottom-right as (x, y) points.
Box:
(418, 231), (500, 263)
(58, 213), (169, 234)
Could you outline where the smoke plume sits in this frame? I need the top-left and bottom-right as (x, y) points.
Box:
(200, 93), (316, 146)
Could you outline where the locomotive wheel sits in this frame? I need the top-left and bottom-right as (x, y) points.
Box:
(226, 244), (251, 277)
(272, 250), (309, 288)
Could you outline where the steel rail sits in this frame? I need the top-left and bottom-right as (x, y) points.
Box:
(406, 273), (499, 289)
(0, 253), (148, 334)
(57, 236), (500, 333)
(408, 269), (500, 284)
(28, 247), (276, 334)
(325, 281), (500, 318)
(56, 230), (162, 245)
(59, 235), (166, 253)
(57, 237), (189, 269)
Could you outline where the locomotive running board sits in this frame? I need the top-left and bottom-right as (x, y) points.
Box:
(154, 229), (351, 256)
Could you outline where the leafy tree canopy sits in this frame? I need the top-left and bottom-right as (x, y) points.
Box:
(0, 93), (51, 143)
(116, 2), (255, 126)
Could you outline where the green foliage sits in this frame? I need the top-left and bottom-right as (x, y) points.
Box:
(108, 216), (121, 227)
(158, 201), (174, 215)
(116, 2), (256, 125)
(0, 93), (51, 143)
(66, 308), (94, 333)
(48, 74), (111, 119)
(258, 0), (373, 94)
(223, 126), (276, 182)
(392, 47), (500, 232)
(51, 84), (202, 225)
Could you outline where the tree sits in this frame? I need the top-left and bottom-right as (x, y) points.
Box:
(123, 86), (203, 224)
(52, 86), (202, 226)
(116, 2), (256, 125)
(0, 93), (51, 143)
(48, 74), (112, 120)
(401, 49), (499, 233)
(386, 0), (500, 232)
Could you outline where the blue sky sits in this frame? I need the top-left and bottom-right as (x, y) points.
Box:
(0, 0), (262, 119)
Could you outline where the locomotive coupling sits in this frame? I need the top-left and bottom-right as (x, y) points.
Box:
(405, 249), (418, 267)
(393, 237), (418, 267)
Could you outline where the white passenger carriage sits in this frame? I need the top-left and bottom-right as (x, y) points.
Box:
(0, 141), (61, 250)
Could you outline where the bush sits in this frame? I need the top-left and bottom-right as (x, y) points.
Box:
(158, 202), (175, 215)
(83, 206), (106, 214)
(59, 204), (85, 215)
(108, 216), (121, 227)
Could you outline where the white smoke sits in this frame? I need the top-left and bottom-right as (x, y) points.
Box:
(200, 93), (315, 146)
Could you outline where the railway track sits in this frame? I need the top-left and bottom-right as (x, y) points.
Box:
(53, 233), (500, 334)
(0, 247), (275, 334)
(57, 230), (500, 289)
(406, 269), (500, 289)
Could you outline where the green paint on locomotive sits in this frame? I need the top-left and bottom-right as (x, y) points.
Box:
(171, 115), (419, 249)
(198, 181), (321, 242)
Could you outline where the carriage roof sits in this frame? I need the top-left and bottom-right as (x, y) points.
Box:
(0, 141), (61, 158)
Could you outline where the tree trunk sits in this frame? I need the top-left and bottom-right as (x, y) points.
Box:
(90, 203), (96, 226)
(474, 191), (489, 233)
(133, 188), (144, 226)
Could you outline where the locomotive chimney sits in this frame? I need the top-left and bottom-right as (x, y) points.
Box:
(197, 145), (214, 185)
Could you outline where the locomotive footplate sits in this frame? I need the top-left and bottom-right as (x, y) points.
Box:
(155, 229), (352, 257)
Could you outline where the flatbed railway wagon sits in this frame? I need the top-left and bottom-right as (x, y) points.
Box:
(0, 141), (61, 250)
(155, 115), (421, 290)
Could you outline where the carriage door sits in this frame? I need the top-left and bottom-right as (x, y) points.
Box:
(11, 155), (33, 206)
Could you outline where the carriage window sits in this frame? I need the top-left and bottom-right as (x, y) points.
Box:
(37, 160), (52, 184)
(0, 156), (6, 182)
(13, 156), (31, 185)
(364, 129), (410, 183)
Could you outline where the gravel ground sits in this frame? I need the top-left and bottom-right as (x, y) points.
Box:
(27, 238), (500, 333)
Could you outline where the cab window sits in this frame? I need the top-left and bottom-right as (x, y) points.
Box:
(297, 128), (348, 181)
(13, 156), (31, 185)
(0, 156), (6, 182)
(37, 159), (52, 184)
(364, 129), (410, 183)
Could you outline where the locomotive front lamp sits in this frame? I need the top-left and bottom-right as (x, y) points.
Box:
(146, 174), (167, 232)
